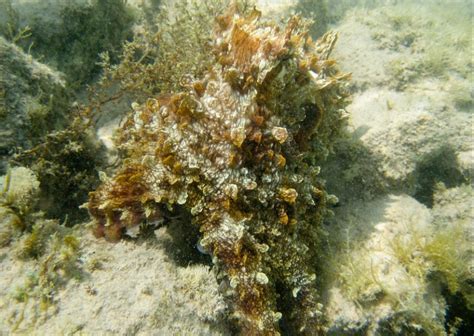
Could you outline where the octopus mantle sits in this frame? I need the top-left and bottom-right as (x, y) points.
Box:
(88, 9), (349, 335)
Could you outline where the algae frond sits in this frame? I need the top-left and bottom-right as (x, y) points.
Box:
(0, 167), (84, 331)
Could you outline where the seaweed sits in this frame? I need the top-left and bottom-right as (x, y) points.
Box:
(17, 0), (136, 87)
(0, 37), (75, 183)
(293, 0), (329, 39)
(13, 116), (106, 224)
(97, 0), (254, 107)
(8, 219), (83, 329)
(331, 184), (473, 335)
(0, 167), (84, 330)
(0, 167), (40, 246)
(0, 0), (32, 45)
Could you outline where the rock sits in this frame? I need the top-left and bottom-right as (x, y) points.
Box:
(0, 227), (229, 335)
(324, 195), (445, 334)
(0, 36), (69, 173)
(5, 0), (134, 86)
(323, 183), (473, 335)
(329, 5), (472, 200)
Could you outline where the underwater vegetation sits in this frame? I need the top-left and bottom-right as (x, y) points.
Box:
(0, 33), (103, 225)
(0, 35), (106, 223)
(1, 0), (469, 334)
(0, 167), (39, 246)
(0, 0), (135, 87)
(325, 184), (473, 335)
(359, 2), (472, 90)
(88, 3), (349, 335)
(97, 0), (254, 107)
(0, 36), (70, 173)
(12, 116), (106, 223)
(292, 0), (329, 39)
(0, 0), (132, 222)
(0, 167), (83, 330)
(0, 0), (32, 45)
(0, 6), (108, 223)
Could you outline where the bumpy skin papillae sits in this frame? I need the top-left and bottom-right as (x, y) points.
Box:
(88, 8), (349, 335)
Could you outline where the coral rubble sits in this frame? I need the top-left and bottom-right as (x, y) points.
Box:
(88, 7), (349, 335)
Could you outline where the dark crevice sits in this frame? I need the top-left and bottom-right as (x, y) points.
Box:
(158, 206), (212, 267)
(275, 281), (293, 335)
(412, 145), (467, 207)
(443, 288), (474, 336)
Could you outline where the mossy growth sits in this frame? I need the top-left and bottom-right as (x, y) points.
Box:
(0, 167), (39, 216)
(386, 57), (421, 91)
(0, 76), (5, 119)
(97, 0), (254, 105)
(23, 88), (71, 144)
(12, 116), (106, 224)
(1, 29), (105, 222)
(447, 79), (473, 111)
(359, 2), (472, 89)
(139, 0), (162, 26)
(8, 219), (83, 330)
(0, 167), (84, 331)
(326, 189), (474, 334)
(14, 0), (136, 88)
(0, 0), (32, 45)
(387, 185), (474, 333)
(0, 167), (40, 246)
(429, 184), (474, 310)
(0, 36), (72, 165)
(0, 0), (17, 37)
(293, 0), (329, 39)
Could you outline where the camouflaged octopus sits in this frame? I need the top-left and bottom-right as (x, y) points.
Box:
(88, 8), (349, 335)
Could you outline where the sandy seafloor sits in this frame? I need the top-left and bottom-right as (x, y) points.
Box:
(0, 0), (472, 335)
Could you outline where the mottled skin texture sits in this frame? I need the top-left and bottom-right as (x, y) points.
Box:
(88, 9), (349, 335)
